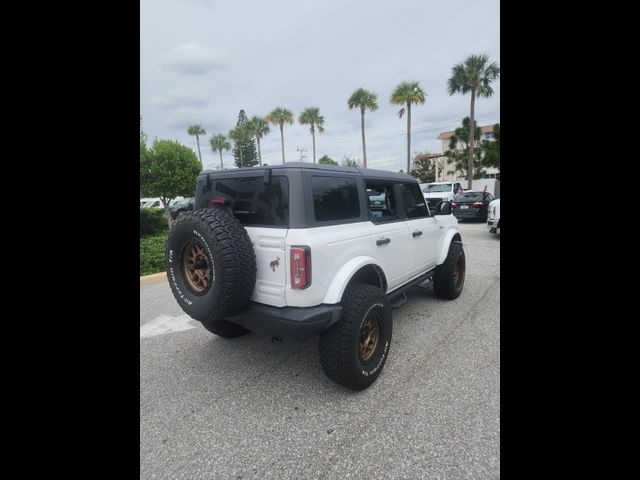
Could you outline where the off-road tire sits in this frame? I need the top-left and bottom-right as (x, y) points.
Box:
(319, 283), (392, 391)
(165, 208), (256, 338)
(433, 241), (465, 300)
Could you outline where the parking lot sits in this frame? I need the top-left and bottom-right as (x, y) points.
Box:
(140, 220), (500, 479)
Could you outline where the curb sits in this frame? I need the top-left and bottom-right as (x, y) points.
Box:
(140, 272), (167, 286)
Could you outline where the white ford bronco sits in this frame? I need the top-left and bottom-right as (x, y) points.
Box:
(166, 163), (465, 390)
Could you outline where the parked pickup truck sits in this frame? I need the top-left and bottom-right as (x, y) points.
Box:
(421, 181), (464, 212)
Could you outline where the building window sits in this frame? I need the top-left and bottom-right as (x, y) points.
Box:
(484, 132), (494, 140)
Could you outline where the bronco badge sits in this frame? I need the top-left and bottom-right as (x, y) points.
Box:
(269, 257), (280, 271)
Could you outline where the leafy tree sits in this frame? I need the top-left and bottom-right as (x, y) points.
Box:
(390, 81), (427, 173)
(318, 155), (337, 165)
(140, 139), (200, 227)
(445, 117), (483, 179)
(347, 88), (378, 168)
(447, 54), (500, 189)
(210, 133), (231, 170)
(410, 153), (437, 183)
(480, 123), (500, 172)
(298, 107), (325, 163)
(187, 124), (206, 168)
(247, 116), (270, 166)
(266, 107), (294, 164)
(342, 156), (360, 167)
(230, 110), (257, 168)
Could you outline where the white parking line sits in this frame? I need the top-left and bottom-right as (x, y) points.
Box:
(140, 314), (199, 338)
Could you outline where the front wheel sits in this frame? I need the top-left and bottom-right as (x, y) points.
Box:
(433, 241), (466, 299)
(319, 284), (392, 391)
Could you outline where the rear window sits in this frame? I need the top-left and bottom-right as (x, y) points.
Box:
(455, 192), (483, 202)
(312, 176), (360, 222)
(210, 176), (289, 227)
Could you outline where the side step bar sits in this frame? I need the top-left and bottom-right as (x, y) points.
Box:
(386, 268), (436, 309)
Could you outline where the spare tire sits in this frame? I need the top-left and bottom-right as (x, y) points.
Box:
(165, 208), (256, 336)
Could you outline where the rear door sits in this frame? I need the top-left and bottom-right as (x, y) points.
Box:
(365, 181), (413, 290)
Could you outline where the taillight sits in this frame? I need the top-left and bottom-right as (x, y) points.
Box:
(290, 246), (311, 289)
(451, 201), (457, 208)
(473, 202), (483, 208)
(209, 196), (227, 205)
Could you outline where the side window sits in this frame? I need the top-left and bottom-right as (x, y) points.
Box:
(398, 183), (430, 219)
(311, 176), (360, 222)
(366, 182), (400, 223)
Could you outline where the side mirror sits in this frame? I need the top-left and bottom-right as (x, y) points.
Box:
(435, 201), (452, 216)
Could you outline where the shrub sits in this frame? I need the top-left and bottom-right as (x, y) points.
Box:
(140, 234), (167, 275)
(140, 208), (168, 237)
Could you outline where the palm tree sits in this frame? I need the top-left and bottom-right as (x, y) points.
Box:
(390, 81), (426, 173)
(247, 116), (270, 166)
(298, 107), (325, 163)
(210, 134), (230, 170)
(187, 124), (206, 168)
(266, 107), (294, 164)
(347, 88), (378, 168)
(228, 125), (252, 168)
(447, 54), (500, 189)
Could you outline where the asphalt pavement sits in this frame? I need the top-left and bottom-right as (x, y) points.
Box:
(140, 220), (500, 479)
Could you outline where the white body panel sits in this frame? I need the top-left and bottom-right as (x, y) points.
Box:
(487, 198), (501, 234)
(244, 226), (288, 307)
(244, 213), (460, 309)
(284, 222), (374, 308)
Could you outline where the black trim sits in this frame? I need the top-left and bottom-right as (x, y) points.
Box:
(224, 302), (343, 339)
(387, 269), (436, 296)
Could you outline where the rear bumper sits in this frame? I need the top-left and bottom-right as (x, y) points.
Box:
(453, 209), (485, 219)
(224, 302), (343, 339)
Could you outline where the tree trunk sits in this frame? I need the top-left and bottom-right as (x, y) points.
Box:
(239, 141), (244, 168)
(468, 90), (476, 189)
(219, 149), (224, 170)
(311, 126), (316, 163)
(406, 102), (411, 173)
(280, 124), (285, 164)
(161, 198), (172, 229)
(361, 107), (367, 168)
(196, 135), (203, 169)
(257, 137), (262, 166)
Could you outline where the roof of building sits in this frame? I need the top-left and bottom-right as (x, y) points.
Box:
(437, 124), (495, 140)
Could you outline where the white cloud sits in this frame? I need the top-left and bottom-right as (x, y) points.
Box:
(166, 42), (228, 75)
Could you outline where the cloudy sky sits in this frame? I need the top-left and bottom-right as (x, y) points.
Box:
(140, 0), (500, 172)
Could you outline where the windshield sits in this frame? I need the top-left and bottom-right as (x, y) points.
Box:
(424, 183), (452, 193)
(455, 192), (483, 202)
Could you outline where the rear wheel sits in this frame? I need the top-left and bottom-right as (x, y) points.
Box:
(319, 284), (392, 390)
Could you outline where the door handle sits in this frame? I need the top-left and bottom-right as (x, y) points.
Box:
(412, 230), (422, 237)
(376, 237), (391, 246)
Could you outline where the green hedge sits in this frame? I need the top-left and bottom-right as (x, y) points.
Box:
(140, 208), (168, 238)
(140, 234), (167, 276)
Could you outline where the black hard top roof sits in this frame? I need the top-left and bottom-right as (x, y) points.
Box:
(200, 162), (416, 182)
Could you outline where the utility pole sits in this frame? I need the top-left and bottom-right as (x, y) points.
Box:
(296, 146), (308, 162)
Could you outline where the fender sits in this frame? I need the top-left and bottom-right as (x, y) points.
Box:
(436, 228), (462, 265)
(323, 256), (384, 304)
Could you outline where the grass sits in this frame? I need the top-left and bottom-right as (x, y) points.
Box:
(140, 233), (167, 276)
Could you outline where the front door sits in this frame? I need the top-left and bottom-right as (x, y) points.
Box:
(397, 182), (439, 275)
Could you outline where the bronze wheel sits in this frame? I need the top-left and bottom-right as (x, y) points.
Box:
(453, 260), (460, 284)
(359, 308), (382, 363)
(181, 239), (215, 294)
